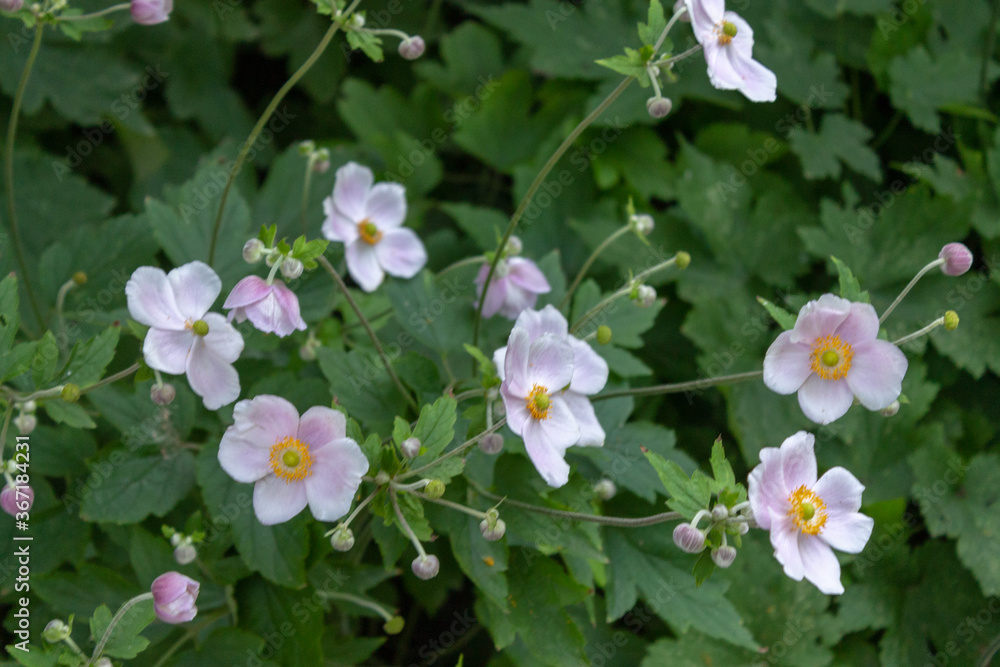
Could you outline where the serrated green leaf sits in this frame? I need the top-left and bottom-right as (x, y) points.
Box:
(830, 255), (869, 303)
(757, 296), (797, 330)
(410, 396), (458, 466)
(31, 331), (59, 388)
(42, 399), (96, 429)
(0, 274), (18, 352)
(88, 600), (155, 660)
(346, 27), (385, 63)
(638, 0), (667, 46)
(80, 451), (195, 523)
(709, 438), (736, 494)
(62, 325), (120, 387)
(644, 450), (710, 519)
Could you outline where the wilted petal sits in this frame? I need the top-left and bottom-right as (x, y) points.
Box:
(364, 182), (407, 229)
(253, 474), (308, 525)
(798, 534), (844, 595)
(126, 267), (186, 330)
(306, 438), (369, 521)
(763, 331), (813, 395)
(845, 340), (907, 411)
(168, 261), (221, 321)
(333, 162), (373, 221)
(345, 242), (385, 292)
(144, 328), (192, 374)
(797, 375), (854, 425)
(376, 228), (427, 279)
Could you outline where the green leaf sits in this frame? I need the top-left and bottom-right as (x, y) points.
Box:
(595, 50), (649, 85)
(757, 296), (797, 330)
(638, 0), (667, 46)
(41, 399), (96, 429)
(31, 331), (59, 388)
(164, 628), (272, 667)
(0, 274), (18, 352)
(385, 270), (475, 353)
(79, 451), (196, 523)
(644, 450), (711, 520)
(62, 325), (120, 387)
(346, 27), (385, 63)
(788, 113), (882, 181)
(888, 47), (986, 133)
(0, 341), (37, 384)
(709, 438), (736, 494)
(5, 646), (60, 667)
(239, 577), (323, 667)
(427, 502), (509, 609)
(88, 600), (155, 660)
(409, 396), (458, 465)
(830, 255), (869, 303)
(316, 347), (408, 433)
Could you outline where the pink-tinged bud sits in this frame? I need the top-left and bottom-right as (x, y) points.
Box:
(173, 544), (197, 565)
(151, 572), (199, 623)
(711, 504), (729, 521)
(646, 96), (672, 119)
(314, 159), (331, 174)
(1, 485), (33, 516)
(478, 433), (503, 455)
(631, 214), (654, 236)
(938, 243), (973, 276)
(151, 383), (176, 406)
(411, 554), (439, 580)
(636, 285), (656, 308)
(398, 36), (426, 60)
(280, 257), (304, 280)
(594, 479), (616, 500)
(130, 0), (172, 25)
(0, 0), (24, 12)
(401, 437), (421, 459)
(711, 545), (737, 568)
(243, 239), (266, 264)
(14, 414), (36, 435)
(672, 523), (706, 554)
(480, 517), (506, 541)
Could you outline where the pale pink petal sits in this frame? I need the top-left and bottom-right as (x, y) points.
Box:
(501, 385), (531, 435)
(497, 284), (538, 320)
(231, 395), (300, 450)
(797, 375), (854, 425)
(253, 475), (308, 525)
(478, 272), (509, 319)
(202, 313), (244, 364)
(345, 242), (385, 293)
(779, 431), (817, 490)
(812, 467), (865, 514)
(506, 258), (551, 294)
(375, 228), (427, 279)
(186, 339), (240, 410)
(305, 438), (369, 522)
(270, 282), (307, 336)
(685, 0), (722, 41)
(223, 276), (272, 309)
(561, 391), (604, 447)
(526, 333), (575, 391)
(522, 397), (579, 487)
(364, 182), (407, 229)
(297, 406), (347, 448)
(218, 432), (272, 483)
(167, 261), (221, 321)
(126, 267), (186, 330)
(845, 341), (908, 411)
(502, 328), (531, 398)
(323, 197), (360, 243)
(821, 511), (873, 554)
(789, 294), (852, 345)
(567, 338), (608, 395)
(769, 510), (804, 580)
(749, 455), (785, 531)
(798, 533), (844, 595)
(144, 328), (193, 374)
(333, 162), (373, 221)
(833, 302), (880, 346)
(513, 305), (568, 340)
(718, 13), (775, 103)
(493, 346), (508, 382)
(763, 331), (813, 394)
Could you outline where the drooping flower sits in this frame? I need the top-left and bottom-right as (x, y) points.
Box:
(151, 572), (199, 623)
(748, 432), (874, 595)
(218, 395), (369, 525)
(763, 294), (907, 424)
(684, 0), (776, 102)
(126, 262), (244, 410)
(223, 276), (307, 338)
(475, 257), (551, 319)
(938, 242), (973, 276)
(130, 0), (172, 25)
(322, 162), (427, 292)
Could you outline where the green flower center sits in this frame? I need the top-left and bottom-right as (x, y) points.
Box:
(191, 320), (209, 336)
(821, 350), (839, 367)
(282, 451), (301, 467)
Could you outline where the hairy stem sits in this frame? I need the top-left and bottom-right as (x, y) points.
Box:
(560, 226), (631, 311)
(400, 417), (506, 480)
(593, 370), (764, 401)
(474, 485), (681, 527)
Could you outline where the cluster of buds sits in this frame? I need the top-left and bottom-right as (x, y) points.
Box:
(298, 140), (331, 174)
(629, 280), (657, 308)
(163, 526), (202, 565)
(629, 213), (655, 237)
(13, 399), (36, 436)
(243, 238), (304, 281)
(479, 507), (506, 541)
(672, 502), (751, 568)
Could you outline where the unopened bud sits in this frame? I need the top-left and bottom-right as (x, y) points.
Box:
(631, 214), (654, 236)
(504, 236), (523, 256)
(43, 619), (70, 643)
(298, 140), (316, 156)
(672, 523), (706, 554)
(880, 400), (900, 417)
(944, 310), (959, 331)
(72, 271), (87, 286)
(675, 251), (691, 269)
(480, 517), (506, 541)
(280, 257), (303, 280)
(711, 504), (728, 521)
(711, 545), (737, 568)
(424, 480), (445, 499)
(398, 35), (425, 60)
(60, 383), (80, 403)
(330, 525), (355, 552)
(243, 238), (266, 263)
(13, 414), (36, 435)
(94, 658), (113, 667)
(1, 485), (32, 516)
(479, 433), (503, 455)
(374, 470), (391, 485)
(636, 285), (656, 308)
(383, 615), (405, 635)
(1, 0), (25, 11)
(173, 544), (197, 565)
(596, 325), (612, 345)
(411, 554), (439, 580)
(594, 479), (616, 500)
(401, 437), (421, 459)
(20, 400), (36, 413)
(151, 383), (176, 406)
(737, 522), (749, 535)
(938, 243), (973, 276)
(313, 148), (331, 173)
(646, 96), (672, 119)
(350, 12), (365, 28)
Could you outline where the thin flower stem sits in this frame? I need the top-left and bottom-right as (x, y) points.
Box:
(652, 43), (703, 67)
(5, 25), (46, 332)
(892, 317), (944, 346)
(62, 637), (88, 662)
(451, 388), (486, 403)
(327, 491), (377, 535)
(391, 479), (430, 492)
(592, 370), (764, 401)
(59, 2), (129, 20)
(569, 254), (680, 333)
(80, 362), (141, 396)
(265, 256), (283, 285)
(560, 225), (631, 311)
(208, 0), (361, 265)
(473, 485), (681, 527)
(359, 27), (409, 41)
(390, 488), (426, 559)
(301, 154), (317, 235)
(399, 417), (506, 480)
(317, 255), (418, 412)
(659, 5), (688, 49)
(879, 258), (945, 323)
(412, 491), (487, 519)
(91, 593), (154, 662)
(320, 591), (394, 622)
(54, 278), (78, 355)
(437, 255), (485, 277)
(471, 75), (637, 349)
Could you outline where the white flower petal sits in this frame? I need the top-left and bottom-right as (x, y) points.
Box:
(167, 261), (221, 321)
(364, 182), (407, 229)
(560, 391), (604, 447)
(333, 162), (373, 221)
(769, 509), (804, 581)
(186, 339), (240, 410)
(797, 375), (854, 425)
(820, 511), (874, 554)
(779, 431), (817, 490)
(567, 338), (608, 395)
(812, 467), (865, 514)
(345, 242), (385, 292)
(202, 313), (244, 364)
(526, 334), (575, 391)
(323, 197), (360, 243)
(253, 475), (308, 525)
(218, 432), (271, 483)
(845, 340), (908, 411)
(763, 331), (813, 395)
(375, 228), (427, 279)
(143, 328), (192, 375)
(306, 438), (369, 522)
(126, 267), (186, 330)
(798, 533), (844, 595)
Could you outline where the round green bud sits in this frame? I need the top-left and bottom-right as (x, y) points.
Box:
(72, 271), (87, 286)
(424, 480), (446, 499)
(675, 251), (691, 269)
(383, 616), (405, 635)
(61, 383), (81, 403)
(944, 310), (959, 331)
(596, 326), (612, 345)
(191, 320), (209, 336)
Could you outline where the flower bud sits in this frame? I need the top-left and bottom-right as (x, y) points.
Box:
(330, 525), (355, 552)
(374, 470), (390, 485)
(596, 325), (612, 345)
(130, 0), (172, 25)
(631, 214), (654, 236)
(646, 96), (673, 119)
(313, 149), (331, 174)
(350, 13), (365, 28)
(173, 544), (197, 565)
(711, 504), (729, 521)
(672, 523), (706, 554)
(72, 271), (88, 286)
(411, 554), (439, 580)
(94, 658), (113, 667)
(675, 251), (691, 269)
(42, 619), (70, 643)
(401, 437), (421, 459)
(480, 517), (506, 541)
(594, 479), (616, 500)
(1, 0), (24, 11)
(151, 572), (200, 624)
(14, 414), (36, 435)
(880, 400), (900, 417)
(298, 140), (316, 156)
(60, 383), (80, 403)
(280, 257), (304, 280)
(1, 485), (33, 516)
(21, 400), (36, 413)
(151, 383), (176, 406)
(243, 238), (266, 263)
(478, 433), (503, 455)
(398, 35), (426, 60)
(424, 480), (445, 499)
(504, 236), (523, 256)
(383, 616), (405, 635)
(711, 545), (737, 568)
(938, 243), (973, 276)
(636, 285), (656, 308)
(737, 522), (749, 535)
(944, 310), (959, 331)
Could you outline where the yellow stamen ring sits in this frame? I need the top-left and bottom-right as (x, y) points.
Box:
(358, 219), (383, 245)
(269, 435), (314, 483)
(810, 334), (853, 381)
(787, 485), (827, 536)
(526, 384), (552, 420)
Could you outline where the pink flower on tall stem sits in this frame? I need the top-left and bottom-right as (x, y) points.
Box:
(151, 572), (199, 623)
(476, 257), (551, 320)
(322, 162), (427, 292)
(224, 276), (306, 337)
(763, 294), (907, 424)
(748, 432), (874, 595)
(130, 0), (172, 25)
(218, 395), (369, 525)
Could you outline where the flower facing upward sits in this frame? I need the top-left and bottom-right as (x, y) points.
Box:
(218, 395), (369, 525)
(151, 572), (199, 623)
(684, 0), (776, 102)
(223, 276), (307, 338)
(126, 262), (244, 410)
(130, 0), (172, 25)
(748, 432), (874, 595)
(475, 257), (551, 319)
(763, 294), (908, 424)
(322, 162), (427, 292)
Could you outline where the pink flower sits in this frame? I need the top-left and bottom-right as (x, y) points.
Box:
(223, 276), (306, 338)
(748, 432), (874, 595)
(496, 306), (609, 487)
(126, 262), (244, 410)
(151, 572), (199, 623)
(475, 257), (551, 319)
(218, 395), (369, 525)
(130, 0), (172, 25)
(1, 0), (25, 12)
(763, 294), (907, 424)
(685, 0), (776, 102)
(0, 485), (32, 516)
(322, 162), (427, 292)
